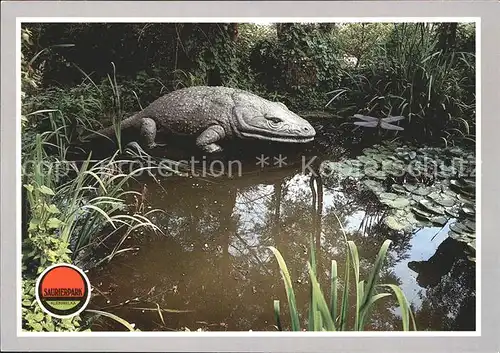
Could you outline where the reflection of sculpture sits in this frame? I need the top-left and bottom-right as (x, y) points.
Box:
(88, 154), (475, 332)
(408, 236), (468, 288)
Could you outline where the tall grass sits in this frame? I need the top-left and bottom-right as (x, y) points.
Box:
(269, 232), (417, 331)
(22, 132), (170, 265)
(328, 23), (475, 144)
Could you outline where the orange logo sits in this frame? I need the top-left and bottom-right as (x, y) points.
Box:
(35, 263), (91, 318)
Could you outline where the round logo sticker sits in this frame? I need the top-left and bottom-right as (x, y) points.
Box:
(35, 263), (91, 318)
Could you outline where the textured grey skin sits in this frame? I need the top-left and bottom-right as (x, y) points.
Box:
(86, 86), (316, 153)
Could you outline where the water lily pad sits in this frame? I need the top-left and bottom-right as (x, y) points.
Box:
(357, 155), (375, 164)
(433, 196), (456, 207)
(384, 216), (407, 231)
(391, 184), (407, 194)
(444, 208), (460, 218)
(448, 232), (471, 242)
(461, 207), (475, 217)
(371, 154), (387, 162)
(365, 170), (387, 180)
(413, 187), (432, 196)
(363, 180), (384, 193)
(463, 220), (476, 232)
(449, 222), (469, 234)
(404, 184), (417, 192)
(388, 198), (411, 209)
(441, 185), (457, 197)
(363, 148), (378, 156)
(379, 192), (398, 201)
(419, 199), (445, 215)
(351, 162), (364, 169)
(430, 216), (448, 226)
(411, 207), (433, 220)
(411, 194), (425, 203)
(457, 193), (475, 205)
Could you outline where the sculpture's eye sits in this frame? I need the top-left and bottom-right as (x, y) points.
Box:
(266, 117), (283, 124)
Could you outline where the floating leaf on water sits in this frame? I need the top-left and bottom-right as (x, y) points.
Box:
(419, 199), (445, 215)
(448, 229), (474, 243)
(450, 179), (475, 194)
(350, 160), (364, 168)
(363, 179), (384, 193)
(411, 194), (425, 203)
(411, 207), (432, 217)
(384, 216), (407, 231)
(365, 169), (387, 180)
(380, 192), (398, 201)
(413, 187), (432, 196)
(463, 220), (476, 232)
(457, 193), (475, 205)
(449, 179), (462, 189)
(363, 148), (378, 156)
(463, 177), (476, 187)
(441, 185), (457, 198)
(430, 216), (448, 227)
(433, 196), (456, 207)
(404, 184), (417, 192)
(388, 198), (410, 209)
(461, 207), (475, 217)
(391, 184), (407, 194)
(445, 208), (460, 218)
(449, 222), (469, 235)
(406, 212), (419, 225)
(357, 155), (375, 164)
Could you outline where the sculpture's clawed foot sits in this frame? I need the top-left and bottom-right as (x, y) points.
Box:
(202, 143), (223, 154)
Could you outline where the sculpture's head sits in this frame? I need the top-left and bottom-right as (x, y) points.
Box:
(232, 93), (316, 143)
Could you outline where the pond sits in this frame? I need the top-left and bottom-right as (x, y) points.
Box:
(85, 136), (476, 332)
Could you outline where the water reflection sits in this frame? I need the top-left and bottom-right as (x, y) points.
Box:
(87, 155), (475, 332)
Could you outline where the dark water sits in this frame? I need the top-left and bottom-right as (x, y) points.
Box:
(86, 143), (476, 332)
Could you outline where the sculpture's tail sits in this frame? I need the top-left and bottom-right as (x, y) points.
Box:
(82, 112), (142, 141)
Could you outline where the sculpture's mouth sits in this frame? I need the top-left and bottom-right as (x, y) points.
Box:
(240, 130), (316, 143)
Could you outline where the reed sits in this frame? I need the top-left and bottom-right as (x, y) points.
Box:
(269, 229), (417, 331)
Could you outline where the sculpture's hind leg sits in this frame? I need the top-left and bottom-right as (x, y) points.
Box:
(196, 125), (226, 153)
(139, 118), (165, 149)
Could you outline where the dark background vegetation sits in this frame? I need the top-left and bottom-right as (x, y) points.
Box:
(22, 22), (476, 147)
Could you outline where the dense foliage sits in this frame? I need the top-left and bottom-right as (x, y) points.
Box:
(20, 21), (476, 332)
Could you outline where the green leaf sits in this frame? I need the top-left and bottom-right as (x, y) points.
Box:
(380, 192), (398, 201)
(391, 184), (407, 194)
(379, 284), (417, 331)
(307, 262), (336, 331)
(419, 199), (445, 215)
(412, 187), (431, 196)
(388, 198), (410, 209)
(38, 186), (55, 195)
(267, 246), (301, 331)
(330, 260), (338, 323)
(360, 240), (391, 320)
(273, 300), (282, 331)
(46, 218), (63, 229)
(385, 216), (407, 231)
(45, 204), (61, 214)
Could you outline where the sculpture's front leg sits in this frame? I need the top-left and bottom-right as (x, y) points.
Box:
(196, 125), (226, 153)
